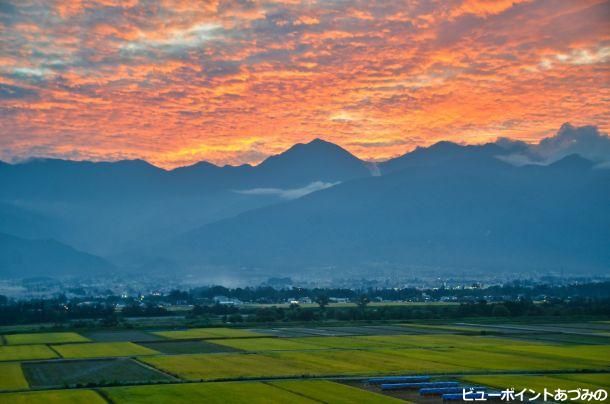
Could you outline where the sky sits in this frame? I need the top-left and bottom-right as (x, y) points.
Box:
(0, 0), (609, 168)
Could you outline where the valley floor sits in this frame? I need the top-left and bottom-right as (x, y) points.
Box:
(0, 320), (609, 403)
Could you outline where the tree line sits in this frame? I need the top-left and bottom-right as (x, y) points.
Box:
(1, 295), (609, 326)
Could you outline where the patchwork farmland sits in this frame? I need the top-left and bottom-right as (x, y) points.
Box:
(0, 322), (608, 403)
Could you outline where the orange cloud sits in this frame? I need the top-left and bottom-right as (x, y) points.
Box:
(0, 0), (608, 168)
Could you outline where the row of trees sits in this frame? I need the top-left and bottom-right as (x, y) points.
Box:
(0, 300), (115, 325)
(2, 282), (609, 325)
(184, 281), (610, 305)
(236, 297), (610, 323)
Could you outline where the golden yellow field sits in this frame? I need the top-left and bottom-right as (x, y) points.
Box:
(102, 380), (402, 404)
(0, 345), (58, 361)
(52, 342), (159, 359)
(4, 332), (90, 346)
(152, 328), (262, 340)
(0, 389), (106, 404)
(0, 363), (28, 391)
(0, 322), (608, 403)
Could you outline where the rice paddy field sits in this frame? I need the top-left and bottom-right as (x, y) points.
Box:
(100, 380), (403, 404)
(0, 389), (107, 404)
(4, 332), (90, 345)
(137, 340), (242, 354)
(51, 342), (160, 359)
(0, 344), (58, 361)
(0, 363), (28, 390)
(82, 330), (164, 343)
(152, 327), (262, 340)
(22, 358), (175, 388)
(0, 321), (608, 403)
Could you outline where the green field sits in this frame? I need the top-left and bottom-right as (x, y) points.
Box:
(554, 373), (610, 389)
(82, 330), (163, 343)
(141, 349), (469, 380)
(0, 345), (58, 361)
(354, 333), (542, 348)
(52, 342), (159, 359)
(22, 358), (174, 388)
(152, 328), (262, 340)
(0, 389), (106, 404)
(4, 332), (90, 346)
(210, 337), (324, 351)
(142, 352), (306, 380)
(269, 380), (403, 403)
(213, 333), (541, 352)
(0, 363), (29, 391)
(138, 340), (242, 354)
(509, 333), (610, 345)
(401, 324), (494, 333)
(102, 380), (400, 403)
(1, 321), (609, 403)
(374, 346), (602, 372)
(103, 381), (316, 403)
(213, 335), (411, 350)
(142, 335), (609, 381)
(301, 336), (404, 349)
(274, 348), (498, 375)
(491, 344), (610, 366)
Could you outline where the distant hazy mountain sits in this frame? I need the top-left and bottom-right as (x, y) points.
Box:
(0, 139), (372, 256)
(0, 158), (164, 201)
(378, 141), (510, 174)
(245, 138), (372, 187)
(0, 233), (112, 278)
(147, 152), (610, 276)
(0, 202), (59, 240)
(2, 129), (609, 279)
(170, 138), (371, 188)
(0, 138), (371, 202)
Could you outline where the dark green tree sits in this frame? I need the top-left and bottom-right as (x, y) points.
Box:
(315, 295), (330, 309)
(356, 294), (370, 310)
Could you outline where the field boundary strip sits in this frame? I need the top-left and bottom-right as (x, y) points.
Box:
(34, 340), (95, 346)
(261, 381), (325, 403)
(131, 357), (183, 382)
(131, 357), (184, 381)
(457, 323), (610, 337)
(0, 370), (609, 396)
(46, 345), (64, 359)
(155, 335), (277, 342)
(118, 367), (610, 384)
(92, 388), (114, 404)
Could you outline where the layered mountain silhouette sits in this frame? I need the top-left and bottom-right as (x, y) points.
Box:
(0, 139), (369, 258)
(378, 142), (509, 174)
(145, 152), (609, 275)
(0, 232), (112, 278)
(170, 138), (371, 188)
(1, 129), (609, 279)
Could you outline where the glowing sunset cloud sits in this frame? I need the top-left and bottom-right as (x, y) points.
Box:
(0, 0), (608, 168)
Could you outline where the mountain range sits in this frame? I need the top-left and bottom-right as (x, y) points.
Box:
(1, 125), (609, 279)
